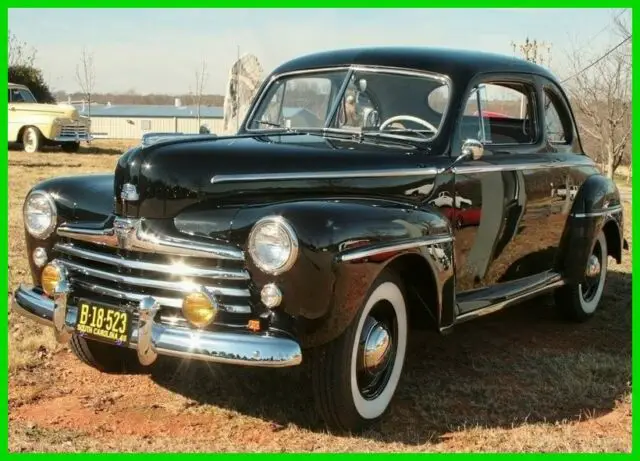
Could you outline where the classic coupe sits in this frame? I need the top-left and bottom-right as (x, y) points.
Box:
(12, 47), (626, 433)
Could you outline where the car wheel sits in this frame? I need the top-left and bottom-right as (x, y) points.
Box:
(554, 229), (608, 322)
(61, 142), (80, 153)
(70, 334), (147, 374)
(22, 126), (43, 153)
(310, 269), (408, 433)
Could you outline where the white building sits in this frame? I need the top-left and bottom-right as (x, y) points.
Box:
(75, 100), (225, 140)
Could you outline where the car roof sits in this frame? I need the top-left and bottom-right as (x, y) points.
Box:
(9, 83), (29, 90)
(271, 46), (560, 84)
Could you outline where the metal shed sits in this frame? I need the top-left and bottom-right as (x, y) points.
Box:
(74, 102), (225, 140)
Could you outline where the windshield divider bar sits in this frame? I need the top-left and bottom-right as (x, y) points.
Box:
(324, 68), (355, 129)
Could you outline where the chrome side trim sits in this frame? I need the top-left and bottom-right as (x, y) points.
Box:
(572, 205), (623, 218)
(57, 220), (245, 261)
(211, 168), (440, 184)
(54, 243), (250, 280)
(338, 235), (454, 262)
(210, 159), (595, 185)
(58, 259), (250, 298)
(12, 284), (302, 368)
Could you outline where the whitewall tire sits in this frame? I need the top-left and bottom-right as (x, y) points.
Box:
(310, 269), (408, 433)
(555, 229), (608, 321)
(22, 126), (43, 154)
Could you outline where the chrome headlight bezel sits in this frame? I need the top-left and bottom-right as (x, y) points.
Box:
(248, 216), (299, 275)
(23, 190), (57, 239)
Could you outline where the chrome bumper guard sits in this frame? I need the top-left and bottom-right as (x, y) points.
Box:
(12, 284), (302, 368)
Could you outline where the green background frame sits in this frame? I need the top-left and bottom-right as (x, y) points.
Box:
(2, 2), (637, 456)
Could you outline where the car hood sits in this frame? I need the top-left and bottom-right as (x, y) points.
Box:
(11, 103), (79, 119)
(114, 133), (446, 219)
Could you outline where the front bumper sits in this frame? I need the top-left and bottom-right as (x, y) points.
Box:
(12, 284), (302, 368)
(53, 133), (93, 143)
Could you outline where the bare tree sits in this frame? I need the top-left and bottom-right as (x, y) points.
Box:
(75, 47), (96, 118)
(191, 59), (209, 129)
(8, 31), (36, 67)
(565, 27), (631, 180)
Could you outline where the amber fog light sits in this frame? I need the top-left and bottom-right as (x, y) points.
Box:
(182, 290), (218, 328)
(260, 283), (282, 309)
(41, 262), (64, 297)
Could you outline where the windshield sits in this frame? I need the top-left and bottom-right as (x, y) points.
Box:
(246, 67), (451, 141)
(9, 87), (37, 103)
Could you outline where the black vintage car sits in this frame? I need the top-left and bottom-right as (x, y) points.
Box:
(13, 47), (626, 433)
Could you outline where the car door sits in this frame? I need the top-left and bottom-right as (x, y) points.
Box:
(451, 75), (564, 297)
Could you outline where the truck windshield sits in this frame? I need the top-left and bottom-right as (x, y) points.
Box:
(9, 87), (37, 103)
(246, 67), (451, 141)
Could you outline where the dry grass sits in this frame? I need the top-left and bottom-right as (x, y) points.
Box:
(7, 144), (632, 452)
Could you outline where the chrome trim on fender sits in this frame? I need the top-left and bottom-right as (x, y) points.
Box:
(11, 284), (302, 368)
(572, 205), (623, 218)
(337, 235), (454, 262)
(57, 219), (245, 261)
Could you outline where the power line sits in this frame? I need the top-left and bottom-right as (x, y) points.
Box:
(561, 35), (631, 83)
(575, 8), (628, 54)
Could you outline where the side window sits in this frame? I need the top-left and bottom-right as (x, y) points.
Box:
(543, 89), (571, 144)
(460, 81), (537, 146)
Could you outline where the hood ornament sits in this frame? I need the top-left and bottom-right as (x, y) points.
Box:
(121, 183), (139, 202)
(113, 217), (138, 250)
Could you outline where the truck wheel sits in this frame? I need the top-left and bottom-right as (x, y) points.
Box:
(22, 126), (43, 153)
(554, 229), (608, 322)
(61, 142), (80, 153)
(70, 334), (145, 374)
(310, 269), (408, 433)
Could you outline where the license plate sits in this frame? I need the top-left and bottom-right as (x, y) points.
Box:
(75, 300), (132, 346)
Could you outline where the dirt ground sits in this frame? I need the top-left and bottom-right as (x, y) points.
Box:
(7, 141), (632, 452)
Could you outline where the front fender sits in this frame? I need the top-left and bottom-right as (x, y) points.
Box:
(230, 198), (452, 347)
(24, 174), (115, 285)
(556, 173), (624, 283)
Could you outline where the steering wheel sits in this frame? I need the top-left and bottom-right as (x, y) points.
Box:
(379, 115), (438, 132)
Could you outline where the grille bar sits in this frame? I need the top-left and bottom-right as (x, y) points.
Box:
(57, 221), (245, 261)
(71, 279), (251, 314)
(54, 243), (249, 280)
(58, 259), (250, 298)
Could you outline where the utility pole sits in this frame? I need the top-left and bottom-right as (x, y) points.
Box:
(510, 38), (553, 117)
(510, 37), (552, 66)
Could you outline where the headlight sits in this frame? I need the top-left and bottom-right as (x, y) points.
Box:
(23, 191), (57, 239)
(248, 216), (299, 275)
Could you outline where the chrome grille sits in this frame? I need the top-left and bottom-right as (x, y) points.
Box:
(52, 219), (254, 327)
(59, 124), (88, 137)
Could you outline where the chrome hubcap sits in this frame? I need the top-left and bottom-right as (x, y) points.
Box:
(586, 254), (601, 278)
(356, 310), (396, 400)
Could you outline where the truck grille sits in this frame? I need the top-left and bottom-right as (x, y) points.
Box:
(53, 219), (254, 328)
(59, 124), (89, 137)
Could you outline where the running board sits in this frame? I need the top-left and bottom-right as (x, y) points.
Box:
(454, 272), (565, 324)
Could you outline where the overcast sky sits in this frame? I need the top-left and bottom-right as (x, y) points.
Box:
(8, 8), (629, 95)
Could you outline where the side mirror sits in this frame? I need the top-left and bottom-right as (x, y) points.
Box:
(441, 139), (484, 174)
(461, 138), (484, 160)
